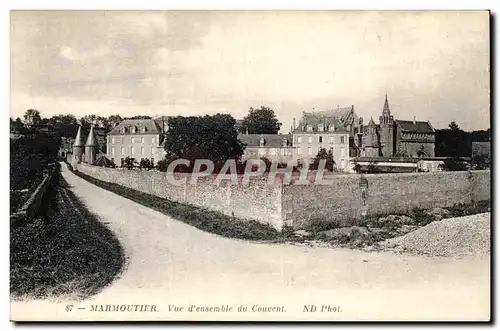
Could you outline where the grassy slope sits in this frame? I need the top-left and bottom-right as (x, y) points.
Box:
(10, 176), (126, 300)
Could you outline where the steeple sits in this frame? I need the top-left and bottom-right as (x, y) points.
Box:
(85, 125), (98, 146)
(368, 117), (376, 127)
(73, 126), (84, 147)
(382, 94), (390, 115)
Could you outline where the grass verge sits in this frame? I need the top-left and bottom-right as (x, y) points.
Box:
(71, 168), (280, 241)
(10, 175), (126, 300)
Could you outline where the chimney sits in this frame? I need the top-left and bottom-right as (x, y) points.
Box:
(413, 116), (416, 124)
(293, 118), (296, 131)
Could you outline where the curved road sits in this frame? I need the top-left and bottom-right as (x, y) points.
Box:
(11, 163), (490, 321)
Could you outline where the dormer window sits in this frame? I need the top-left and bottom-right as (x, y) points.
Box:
(259, 137), (265, 147)
(141, 127), (147, 133)
(130, 126), (137, 134)
(306, 125), (313, 132)
(121, 127), (127, 134)
(163, 124), (169, 132)
(282, 138), (288, 147)
(328, 124), (335, 132)
(318, 124), (324, 132)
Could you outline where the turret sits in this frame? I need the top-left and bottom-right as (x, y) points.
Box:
(72, 126), (84, 164)
(84, 125), (98, 164)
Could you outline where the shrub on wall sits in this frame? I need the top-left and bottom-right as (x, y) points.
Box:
(139, 158), (154, 170)
(123, 157), (136, 170)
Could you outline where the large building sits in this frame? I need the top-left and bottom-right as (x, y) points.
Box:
(106, 117), (168, 166)
(291, 112), (351, 171)
(359, 95), (436, 158)
(238, 134), (295, 163)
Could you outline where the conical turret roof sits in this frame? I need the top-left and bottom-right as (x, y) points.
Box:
(73, 126), (84, 147)
(85, 125), (98, 147)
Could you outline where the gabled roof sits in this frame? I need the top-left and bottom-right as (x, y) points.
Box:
(108, 119), (162, 135)
(92, 154), (114, 167)
(396, 120), (434, 133)
(238, 134), (292, 148)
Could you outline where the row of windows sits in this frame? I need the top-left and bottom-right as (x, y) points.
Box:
(112, 158), (155, 166)
(110, 146), (157, 155)
(298, 146), (346, 157)
(109, 136), (157, 144)
(252, 148), (294, 157)
(304, 124), (336, 132)
(297, 135), (347, 144)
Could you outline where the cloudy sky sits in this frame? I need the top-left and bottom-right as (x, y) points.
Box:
(10, 10), (489, 131)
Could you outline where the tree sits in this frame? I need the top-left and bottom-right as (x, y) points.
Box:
(241, 106), (282, 134)
(107, 115), (123, 130)
(310, 148), (336, 171)
(10, 117), (24, 133)
(164, 114), (245, 166)
(23, 109), (42, 128)
(139, 158), (155, 170)
(46, 114), (79, 138)
(352, 163), (362, 173)
(123, 156), (137, 170)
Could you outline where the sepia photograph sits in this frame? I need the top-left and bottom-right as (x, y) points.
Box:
(9, 9), (491, 322)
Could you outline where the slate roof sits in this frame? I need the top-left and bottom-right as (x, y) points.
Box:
(304, 106), (353, 122)
(238, 134), (292, 148)
(294, 114), (348, 133)
(108, 119), (163, 135)
(85, 126), (98, 146)
(73, 126), (84, 147)
(93, 154), (114, 167)
(395, 120), (434, 133)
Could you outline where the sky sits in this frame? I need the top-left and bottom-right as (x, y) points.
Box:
(10, 10), (490, 132)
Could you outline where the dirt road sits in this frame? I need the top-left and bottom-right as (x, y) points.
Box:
(10, 163), (490, 321)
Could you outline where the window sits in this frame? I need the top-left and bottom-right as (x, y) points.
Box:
(120, 158), (124, 166)
(306, 125), (313, 132)
(259, 137), (265, 147)
(151, 147), (155, 155)
(318, 124), (324, 132)
(308, 136), (313, 143)
(340, 147), (346, 157)
(131, 147), (136, 154)
(121, 147), (125, 155)
(282, 138), (288, 147)
(152, 137), (156, 144)
(141, 137), (145, 144)
(297, 147), (302, 155)
(141, 147), (144, 155)
(341, 136), (345, 144)
(131, 126), (136, 133)
(330, 136), (335, 144)
(141, 127), (147, 133)
(328, 124), (335, 132)
(308, 147), (313, 156)
(151, 158), (154, 165)
(297, 136), (302, 144)
(121, 127), (127, 134)
(111, 147), (116, 155)
(319, 136), (323, 143)
(341, 159), (345, 168)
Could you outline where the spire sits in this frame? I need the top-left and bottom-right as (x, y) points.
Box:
(73, 126), (84, 147)
(85, 125), (98, 147)
(368, 117), (376, 127)
(382, 94), (390, 115)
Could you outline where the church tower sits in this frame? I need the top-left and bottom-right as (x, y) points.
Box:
(378, 94), (395, 156)
(363, 117), (379, 157)
(72, 126), (84, 165)
(84, 125), (98, 165)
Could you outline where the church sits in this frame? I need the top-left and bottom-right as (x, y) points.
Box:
(358, 95), (436, 158)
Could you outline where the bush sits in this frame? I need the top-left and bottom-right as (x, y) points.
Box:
(139, 158), (154, 170)
(122, 156), (136, 170)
